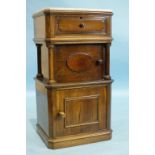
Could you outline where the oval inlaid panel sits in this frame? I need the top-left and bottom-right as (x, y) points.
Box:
(67, 53), (93, 72)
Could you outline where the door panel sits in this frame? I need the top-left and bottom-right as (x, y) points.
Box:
(65, 95), (99, 128)
(54, 44), (105, 83)
(54, 86), (107, 137)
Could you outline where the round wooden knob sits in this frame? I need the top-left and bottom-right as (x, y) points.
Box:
(96, 59), (103, 65)
(79, 23), (85, 28)
(58, 112), (66, 118)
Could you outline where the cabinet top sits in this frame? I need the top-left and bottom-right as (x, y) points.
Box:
(33, 7), (113, 17)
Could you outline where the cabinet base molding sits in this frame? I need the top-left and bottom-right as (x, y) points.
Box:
(37, 124), (112, 149)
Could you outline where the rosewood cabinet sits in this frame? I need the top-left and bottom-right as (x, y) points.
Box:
(33, 8), (113, 149)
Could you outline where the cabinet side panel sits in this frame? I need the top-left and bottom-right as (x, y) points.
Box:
(34, 15), (46, 39)
(35, 80), (49, 136)
(106, 84), (111, 130)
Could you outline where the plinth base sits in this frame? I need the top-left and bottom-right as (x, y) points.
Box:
(37, 124), (112, 149)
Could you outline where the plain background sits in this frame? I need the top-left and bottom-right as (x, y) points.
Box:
(1, 0), (155, 155)
(26, 0), (129, 155)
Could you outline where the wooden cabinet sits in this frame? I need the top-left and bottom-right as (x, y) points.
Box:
(33, 8), (113, 149)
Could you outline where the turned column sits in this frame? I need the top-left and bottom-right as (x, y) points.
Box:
(36, 44), (43, 79)
(104, 43), (111, 80)
(47, 44), (56, 83)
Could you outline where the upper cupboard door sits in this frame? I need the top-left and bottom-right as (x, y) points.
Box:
(54, 44), (105, 83)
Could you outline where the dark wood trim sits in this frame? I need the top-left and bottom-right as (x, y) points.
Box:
(36, 44), (43, 79)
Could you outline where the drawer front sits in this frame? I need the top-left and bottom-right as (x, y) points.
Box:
(55, 15), (110, 36)
(54, 44), (105, 83)
(53, 86), (108, 137)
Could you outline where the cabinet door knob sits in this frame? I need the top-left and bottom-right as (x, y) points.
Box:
(79, 23), (85, 28)
(96, 59), (103, 65)
(58, 112), (66, 118)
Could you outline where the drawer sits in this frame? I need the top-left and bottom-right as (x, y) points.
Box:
(53, 85), (109, 137)
(55, 15), (110, 36)
(54, 44), (105, 83)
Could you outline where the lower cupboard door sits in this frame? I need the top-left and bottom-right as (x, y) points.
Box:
(53, 86), (109, 137)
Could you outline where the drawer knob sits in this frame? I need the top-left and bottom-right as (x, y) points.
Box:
(79, 23), (85, 28)
(58, 112), (66, 118)
(96, 59), (103, 65)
